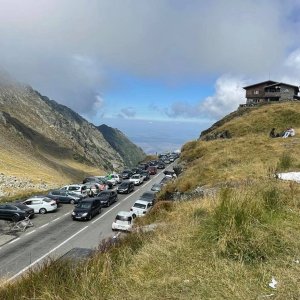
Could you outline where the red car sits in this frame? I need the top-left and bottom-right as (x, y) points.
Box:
(147, 166), (157, 175)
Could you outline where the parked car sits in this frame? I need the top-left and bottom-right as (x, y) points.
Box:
(94, 190), (118, 207)
(147, 166), (157, 175)
(22, 197), (57, 214)
(139, 191), (157, 205)
(82, 176), (111, 189)
(121, 170), (133, 179)
(160, 176), (173, 185)
(105, 175), (118, 186)
(117, 181), (135, 194)
(47, 190), (82, 204)
(157, 162), (165, 169)
(109, 174), (122, 184)
(140, 171), (150, 181)
(71, 198), (101, 221)
(138, 163), (149, 170)
(0, 203), (34, 222)
(84, 182), (101, 195)
(60, 184), (87, 196)
(129, 174), (144, 185)
(112, 211), (136, 232)
(151, 183), (162, 192)
(130, 200), (152, 217)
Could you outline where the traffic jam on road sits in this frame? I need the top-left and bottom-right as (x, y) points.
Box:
(0, 152), (179, 233)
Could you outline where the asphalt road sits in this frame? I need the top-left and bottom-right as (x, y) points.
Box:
(0, 164), (174, 281)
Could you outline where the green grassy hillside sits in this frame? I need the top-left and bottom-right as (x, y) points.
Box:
(2, 102), (300, 299)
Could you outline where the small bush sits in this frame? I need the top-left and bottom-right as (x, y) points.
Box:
(277, 152), (293, 171)
(262, 186), (283, 210)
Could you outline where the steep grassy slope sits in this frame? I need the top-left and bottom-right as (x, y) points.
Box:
(97, 124), (146, 167)
(2, 102), (300, 299)
(0, 77), (125, 196)
(162, 102), (300, 194)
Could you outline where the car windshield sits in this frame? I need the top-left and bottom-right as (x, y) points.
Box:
(116, 215), (132, 222)
(119, 183), (128, 188)
(43, 198), (52, 203)
(132, 175), (139, 179)
(76, 202), (91, 209)
(141, 193), (153, 199)
(98, 193), (109, 198)
(133, 203), (146, 209)
(69, 186), (80, 191)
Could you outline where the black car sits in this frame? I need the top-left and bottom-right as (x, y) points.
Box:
(139, 191), (157, 205)
(151, 183), (162, 192)
(132, 167), (143, 175)
(47, 190), (82, 204)
(121, 170), (133, 179)
(72, 199), (101, 221)
(157, 162), (165, 169)
(117, 181), (135, 194)
(94, 190), (118, 207)
(0, 203), (34, 222)
(141, 171), (150, 181)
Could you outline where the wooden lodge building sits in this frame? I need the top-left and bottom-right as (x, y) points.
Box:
(241, 80), (300, 107)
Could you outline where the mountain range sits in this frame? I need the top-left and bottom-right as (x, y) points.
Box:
(0, 74), (145, 196)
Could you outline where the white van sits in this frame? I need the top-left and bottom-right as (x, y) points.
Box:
(112, 211), (135, 232)
(130, 199), (152, 217)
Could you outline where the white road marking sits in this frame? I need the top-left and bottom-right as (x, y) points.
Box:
(7, 225), (89, 282)
(51, 217), (61, 222)
(39, 223), (49, 229)
(8, 238), (20, 245)
(25, 230), (36, 236)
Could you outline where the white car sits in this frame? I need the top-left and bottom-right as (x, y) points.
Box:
(23, 197), (57, 214)
(129, 174), (143, 185)
(60, 184), (87, 196)
(112, 211), (135, 232)
(130, 199), (152, 217)
(110, 174), (122, 184)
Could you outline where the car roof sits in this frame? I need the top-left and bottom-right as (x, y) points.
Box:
(81, 198), (99, 203)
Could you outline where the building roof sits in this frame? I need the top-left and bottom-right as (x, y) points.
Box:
(243, 80), (277, 89)
(264, 82), (299, 89)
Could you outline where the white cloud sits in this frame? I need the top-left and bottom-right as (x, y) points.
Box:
(198, 75), (247, 118)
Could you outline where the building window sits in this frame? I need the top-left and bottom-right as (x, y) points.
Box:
(254, 90), (259, 95)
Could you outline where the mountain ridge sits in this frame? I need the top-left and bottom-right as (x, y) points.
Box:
(0, 75), (145, 197)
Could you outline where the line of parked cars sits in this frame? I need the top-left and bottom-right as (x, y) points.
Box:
(111, 154), (180, 232)
(0, 153), (179, 224)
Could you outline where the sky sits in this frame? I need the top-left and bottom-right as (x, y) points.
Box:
(1, 0), (300, 153)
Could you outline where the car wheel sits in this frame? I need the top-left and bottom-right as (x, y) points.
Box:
(39, 208), (47, 214)
(12, 214), (20, 222)
(87, 214), (92, 221)
(70, 199), (75, 205)
(106, 201), (110, 207)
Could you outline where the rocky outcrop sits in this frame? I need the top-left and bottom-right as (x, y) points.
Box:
(0, 173), (55, 198)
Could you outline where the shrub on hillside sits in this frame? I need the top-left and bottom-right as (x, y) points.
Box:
(277, 152), (293, 171)
(201, 185), (287, 263)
